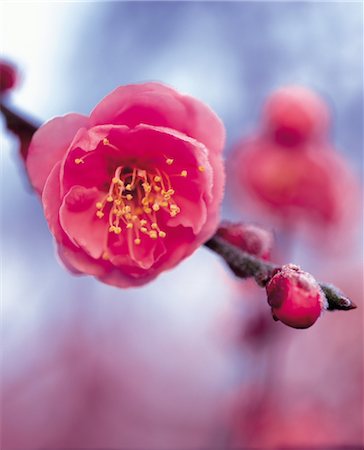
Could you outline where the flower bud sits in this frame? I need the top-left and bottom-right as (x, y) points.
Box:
(217, 221), (273, 260)
(262, 86), (329, 147)
(266, 264), (327, 329)
(0, 61), (18, 94)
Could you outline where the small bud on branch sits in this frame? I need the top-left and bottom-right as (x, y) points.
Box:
(204, 235), (356, 312)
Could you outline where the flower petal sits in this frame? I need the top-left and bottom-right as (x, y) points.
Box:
(89, 82), (225, 154)
(59, 186), (109, 259)
(27, 113), (89, 195)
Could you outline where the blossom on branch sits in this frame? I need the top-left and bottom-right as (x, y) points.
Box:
(26, 83), (225, 287)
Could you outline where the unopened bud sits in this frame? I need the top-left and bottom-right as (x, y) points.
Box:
(266, 264), (327, 329)
(217, 221), (273, 260)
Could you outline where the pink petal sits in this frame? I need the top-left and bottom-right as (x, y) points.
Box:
(26, 113), (89, 195)
(59, 186), (109, 259)
(178, 92), (225, 154)
(42, 161), (64, 241)
(42, 161), (108, 277)
(90, 82), (225, 154)
(61, 125), (128, 195)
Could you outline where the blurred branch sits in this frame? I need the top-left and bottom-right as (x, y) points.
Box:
(0, 102), (358, 312)
(0, 101), (39, 160)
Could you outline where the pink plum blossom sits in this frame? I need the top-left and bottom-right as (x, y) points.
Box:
(26, 83), (225, 287)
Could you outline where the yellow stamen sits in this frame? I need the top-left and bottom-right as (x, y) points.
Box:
(96, 164), (181, 249)
(102, 252), (109, 260)
(198, 166), (205, 172)
(103, 138), (110, 145)
(166, 158), (174, 165)
(74, 158), (84, 165)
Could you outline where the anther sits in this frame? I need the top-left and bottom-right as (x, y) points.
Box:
(154, 176), (162, 182)
(96, 202), (103, 209)
(126, 184), (132, 191)
(74, 158), (84, 165)
(181, 170), (187, 177)
(103, 138), (110, 145)
(126, 223), (133, 229)
(102, 252), (109, 260)
(166, 158), (174, 165)
(198, 166), (205, 172)
(141, 227), (148, 233)
(134, 238), (141, 245)
(152, 204), (160, 211)
(126, 194), (133, 201)
(109, 226), (116, 233)
(106, 195), (113, 202)
(159, 231), (166, 238)
(112, 177), (119, 184)
(96, 211), (104, 219)
(149, 230), (158, 239)
(114, 227), (122, 235)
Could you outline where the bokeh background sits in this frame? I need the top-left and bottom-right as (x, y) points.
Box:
(1, 2), (363, 449)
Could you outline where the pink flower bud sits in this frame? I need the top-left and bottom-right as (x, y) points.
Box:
(0, 61), (18, 94)
(217, 221), (273, 260)
(266, 264), (327, 329)
(262, 86), (329, 147)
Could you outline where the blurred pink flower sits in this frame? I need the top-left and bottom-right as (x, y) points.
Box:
(26, 83), (225, 287)
(232, 138), (357, 231)
(266, 264), (326, 329)
(0, 60), (18, 94)
(262, 85), (329, 147)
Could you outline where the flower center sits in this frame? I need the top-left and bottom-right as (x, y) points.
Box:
(95, 165), (180, 245)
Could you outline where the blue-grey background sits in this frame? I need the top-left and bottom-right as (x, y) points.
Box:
(1, 2), (363, 448)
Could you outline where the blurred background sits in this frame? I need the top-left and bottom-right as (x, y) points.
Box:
(1, 2), (363, 449)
